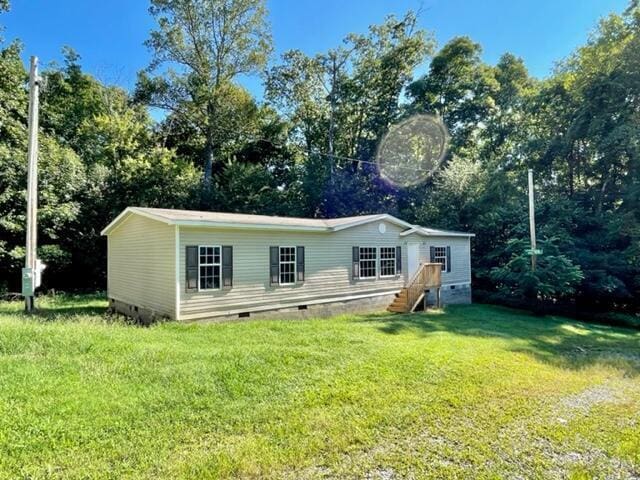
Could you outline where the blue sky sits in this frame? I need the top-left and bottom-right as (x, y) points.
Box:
(2, 0), (629, 99)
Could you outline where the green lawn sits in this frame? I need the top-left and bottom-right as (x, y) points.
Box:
(0, 295), (638, 479)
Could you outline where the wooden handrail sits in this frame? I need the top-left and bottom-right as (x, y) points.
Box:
(406, 263), (442, 311)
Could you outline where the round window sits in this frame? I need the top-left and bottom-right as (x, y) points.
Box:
(378, 223), (387, 234)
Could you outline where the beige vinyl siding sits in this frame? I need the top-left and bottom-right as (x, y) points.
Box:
(420, 236), (471, 285)
(179, 221), (407, 320)
(107, 214), (176, 317)
(401, 233), (471, 285)
(424, 237), (471, 285)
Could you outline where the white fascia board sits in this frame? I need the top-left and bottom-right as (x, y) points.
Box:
(100, 207), (174, 236)
(331, 214), (414, 232)
(400, 227), (475, 238)
(399, 227), (420, 237)
(100, 208), (133, 236)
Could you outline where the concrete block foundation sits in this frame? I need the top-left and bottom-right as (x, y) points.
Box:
(109, 298), (169, 325)
(110, 285), (471, 325)
(190, 293), (398, 323)
(109, 293), (398, 324)
(425, 283), (472, 306)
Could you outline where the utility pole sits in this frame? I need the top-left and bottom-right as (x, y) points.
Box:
(23, 56), (40, 312)
(528, 168), (537, 272)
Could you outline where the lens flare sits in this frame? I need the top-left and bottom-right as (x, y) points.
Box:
(376, 114), (449, 187)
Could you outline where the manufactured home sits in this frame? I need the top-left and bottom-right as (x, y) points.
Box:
(101, 207), (474, 322)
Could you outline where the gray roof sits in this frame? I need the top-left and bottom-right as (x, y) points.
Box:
(401, 225), (475, 238)
(131, 207), (382, 228)
(101, 207), (474, 237)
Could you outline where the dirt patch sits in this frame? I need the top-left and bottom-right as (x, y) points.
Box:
(555, 380), (630, 425)
(548, 446), (640, 480)
(365, 468), (395, 480)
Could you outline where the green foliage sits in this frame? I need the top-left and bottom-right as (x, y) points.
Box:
(0, 44), (87, 291)
(405, 5), (640, 314)
(0, 40), (202, 291)
(138, 0), (272, 183)
(408, 36), (499, 152)
(490, 238), (584, 301)
(266, 11), (433, 216)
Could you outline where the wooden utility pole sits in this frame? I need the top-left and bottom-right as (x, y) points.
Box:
(528, 168), (537, 272)
(23, 56), (40, 312)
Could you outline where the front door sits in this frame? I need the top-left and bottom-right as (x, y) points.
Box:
(407, 243), (420, 280)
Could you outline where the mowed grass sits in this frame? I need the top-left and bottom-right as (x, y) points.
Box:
(0, 295), (639, 479)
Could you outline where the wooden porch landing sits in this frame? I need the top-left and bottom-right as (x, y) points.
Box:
(387, 263), (442, 313)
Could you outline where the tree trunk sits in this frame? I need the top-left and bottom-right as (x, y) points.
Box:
(595, 167), (613, 216)
(203, 139), (214, 185)
(327, 55), (337, 173)
(568, 151), (574, 198)
(203, 100), (217, 185)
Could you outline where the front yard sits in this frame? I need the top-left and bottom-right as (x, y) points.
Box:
(0, 295), (638, 479)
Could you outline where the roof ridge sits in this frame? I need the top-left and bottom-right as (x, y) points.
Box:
(132, 206), (383, 223)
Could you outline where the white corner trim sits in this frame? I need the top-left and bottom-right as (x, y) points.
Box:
(175, 225), (180, 320)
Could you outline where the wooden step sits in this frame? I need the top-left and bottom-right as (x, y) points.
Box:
(387, 305), (409, 313)
(388, 288), (410, 313)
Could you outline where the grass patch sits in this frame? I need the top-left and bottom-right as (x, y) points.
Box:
(0, 295), (638, 478)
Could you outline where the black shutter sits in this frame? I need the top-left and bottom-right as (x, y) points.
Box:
(222, 246), (233, 288)
(296, 246), (305, 282)
(270, 246), (279, 285)
(352, 247), (360, 279)
(395, 246), (402, 275)
(430, 246), (435, 263)
(186, 246), (198, 292)
(446, 246), (451, 273)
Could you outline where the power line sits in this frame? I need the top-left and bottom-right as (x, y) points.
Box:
(251, 136), (443, 175)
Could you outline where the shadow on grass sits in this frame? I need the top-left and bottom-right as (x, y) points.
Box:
(0, 293), (110, 322)
(358, 304), (640, 376)
(29, 305), (109, 319)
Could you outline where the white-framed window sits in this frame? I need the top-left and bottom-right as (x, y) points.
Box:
(279, 246), (296, 285)
(359, 247), (377, 279)
(434, 246), (447, 272)
(199, 245), (221, 290)
(380, 247), (396, 277)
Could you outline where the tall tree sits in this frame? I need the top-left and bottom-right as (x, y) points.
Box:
(408, 36), (498, 154)
(136, 0), (272, 184)
(267, 12), (433, 216)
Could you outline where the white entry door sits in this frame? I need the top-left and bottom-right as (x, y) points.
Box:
(407, 243), (420, 279)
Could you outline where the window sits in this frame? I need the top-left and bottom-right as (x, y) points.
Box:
(279, 246), (296, 285)
(380, 247), (396, 277)
(199, 246), (221, 290)
(434, 246), (447, 272)
(359, 247), (377, 278)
